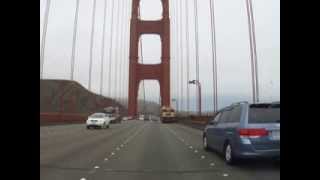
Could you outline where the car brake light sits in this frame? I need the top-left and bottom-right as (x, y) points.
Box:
(238, 128), (268, 137)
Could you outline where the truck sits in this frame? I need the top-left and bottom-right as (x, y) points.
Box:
(103, 106), (121, 123)
(160, 106), (176, 123)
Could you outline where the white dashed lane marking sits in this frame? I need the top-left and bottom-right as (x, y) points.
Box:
(201, 155), (205, 159)
(94, 166), (99, 169)
(80, 178), (86, 180)
(210, 162), (215, 166)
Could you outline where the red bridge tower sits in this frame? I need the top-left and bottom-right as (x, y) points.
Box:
(128, 0), (171, 116)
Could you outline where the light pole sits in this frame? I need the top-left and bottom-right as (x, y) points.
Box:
(189, 80), (201, 116)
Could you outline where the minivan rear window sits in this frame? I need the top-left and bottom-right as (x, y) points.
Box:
(249, 106), (280, 123)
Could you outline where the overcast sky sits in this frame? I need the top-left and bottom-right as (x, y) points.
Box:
(40, 0), (280, 112)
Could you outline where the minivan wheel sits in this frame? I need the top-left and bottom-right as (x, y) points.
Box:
(224, 143), (236, 165)
(203, 135), (209, 151)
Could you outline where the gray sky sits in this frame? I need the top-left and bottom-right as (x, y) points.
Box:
(40, 0), (280, 111)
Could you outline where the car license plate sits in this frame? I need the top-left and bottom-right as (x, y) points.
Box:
(271, 131), (280, 140)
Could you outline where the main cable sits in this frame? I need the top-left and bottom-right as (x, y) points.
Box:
(40, 0), (51, 79)
(70, 0), (80, 81)
(209, 0), (218, 112)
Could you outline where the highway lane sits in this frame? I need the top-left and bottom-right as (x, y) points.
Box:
(40, 120), (280, 180)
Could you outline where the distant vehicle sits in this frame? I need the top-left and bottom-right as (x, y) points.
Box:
(160, 106), (176, 123)
(103, 106), (121, 123)
(86, 113), (111, 129)
(139, 114), (144, 121)
(203, 102), (280, 165)
(122, 116), (129, 121)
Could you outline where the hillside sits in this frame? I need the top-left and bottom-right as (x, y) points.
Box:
(40, 79), (127, 115)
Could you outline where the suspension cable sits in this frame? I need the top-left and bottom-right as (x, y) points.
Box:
(70, 0), (80, 81)
(193, 0), (200, 114)
(124, 0), (131, 106)
(248, 0), (259, 102)
(117, 0), (125, 101)
(108, 0), (115, 97)
(209, 0), (218, 112)
(179, 0), (184, 114)
(99, 0), (108, 95)
(245, 0), (257, 103)
(113, 0), (121, 99)
(174, 0), (180, 112)
(88, 0), (97, 90)
(185, 0), (190, 114)
(169, 0), (175, 109)
(40, 0), (51, 79)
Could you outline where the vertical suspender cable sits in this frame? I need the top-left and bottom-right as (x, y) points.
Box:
(209, 0), (218, 112)
(100, 0), (108, 95)
(245, 0), (256, 103)
(117, 0), (125, 101)
(88, 0), (97, 91)
(70, 0), (80, 81)
(108, 0), (115, 97)
(248, 0), (259, 102)
(179, 0), (184, 113)
(174, 0), (180, 112)
(193, 0), (200, 114)
(185, 0), (190, 114)
(40, 0), (51, 79)
(113, 0), (121, 99)
(120, 0), (129, 105)
(119, 0), (126, 104)
(169, 0), (176, 109)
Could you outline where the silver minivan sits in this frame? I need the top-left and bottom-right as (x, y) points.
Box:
(203, 102), (280, 165)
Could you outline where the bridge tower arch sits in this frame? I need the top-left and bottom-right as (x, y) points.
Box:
(128, 0), (171, 116)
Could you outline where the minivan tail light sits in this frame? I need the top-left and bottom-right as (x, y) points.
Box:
(238, 128), (268, 137)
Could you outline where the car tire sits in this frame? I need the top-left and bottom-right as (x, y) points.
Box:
(203, 135), (209, 151)
(107, 125), (110, 128)
(224, 143), (237, 165)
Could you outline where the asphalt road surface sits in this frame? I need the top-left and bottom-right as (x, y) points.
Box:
(40, 120), (280, 180)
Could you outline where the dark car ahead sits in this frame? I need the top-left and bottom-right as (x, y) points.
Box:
(203, 101), (280, 165)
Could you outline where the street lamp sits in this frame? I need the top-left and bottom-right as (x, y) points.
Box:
(189, 80), (201, 116)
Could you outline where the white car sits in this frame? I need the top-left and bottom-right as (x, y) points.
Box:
(86, 113), (111, 129)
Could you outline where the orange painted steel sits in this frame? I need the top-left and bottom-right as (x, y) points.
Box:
(128, 0), (171, 116)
